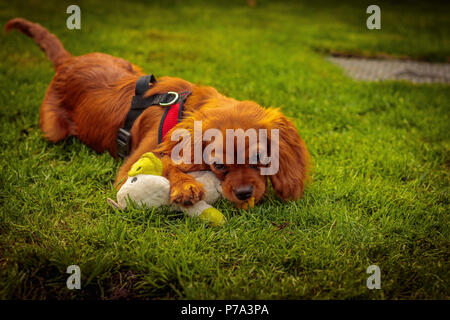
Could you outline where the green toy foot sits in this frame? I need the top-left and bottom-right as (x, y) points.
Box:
(128, 152), (163, 177)
(199, 207), (226, 227)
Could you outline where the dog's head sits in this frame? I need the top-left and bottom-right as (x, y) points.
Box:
(160, 90), (310, 207)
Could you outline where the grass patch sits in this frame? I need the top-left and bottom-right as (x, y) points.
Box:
(0, 0), (449, 299)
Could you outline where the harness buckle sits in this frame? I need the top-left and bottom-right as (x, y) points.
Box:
(159, 92), (179, 106)
(117, 128), (131, 158)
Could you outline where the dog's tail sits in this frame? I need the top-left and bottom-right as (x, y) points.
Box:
(5, 18), (71, 69)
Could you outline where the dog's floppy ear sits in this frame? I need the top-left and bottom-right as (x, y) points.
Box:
(266, 110), (310, 201)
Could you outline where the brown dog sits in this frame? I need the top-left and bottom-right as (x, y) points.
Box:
(5, 18), (310, 208)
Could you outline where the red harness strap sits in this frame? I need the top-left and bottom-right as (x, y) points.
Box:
(161, 102), (181, 142)
(158, 91), (191, 143)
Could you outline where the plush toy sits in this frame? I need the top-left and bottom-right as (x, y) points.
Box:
(107, 152), (226, 227)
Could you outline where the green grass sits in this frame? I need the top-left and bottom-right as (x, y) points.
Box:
(0, 0), (449, 299)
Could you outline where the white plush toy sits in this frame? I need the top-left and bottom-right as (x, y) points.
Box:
(107, 152), (226, 227)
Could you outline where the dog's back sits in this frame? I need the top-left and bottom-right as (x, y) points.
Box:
(5, 18), (145, 154)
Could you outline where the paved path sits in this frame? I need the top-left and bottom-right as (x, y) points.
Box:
(328, 56), (450, 84)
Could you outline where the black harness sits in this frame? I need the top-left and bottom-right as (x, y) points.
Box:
(116, 74), (191, 158)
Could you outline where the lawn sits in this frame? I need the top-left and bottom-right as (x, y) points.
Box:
(0, 0), (449, 299)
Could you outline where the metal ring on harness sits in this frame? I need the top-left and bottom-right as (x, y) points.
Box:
(159, 92), (179, 106)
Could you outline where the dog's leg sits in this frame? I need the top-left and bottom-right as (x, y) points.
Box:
(161, 155), (206, 206)
(39, 82), (74, 142)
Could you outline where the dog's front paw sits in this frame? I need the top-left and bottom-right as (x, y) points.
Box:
(170, 180), (204, 206)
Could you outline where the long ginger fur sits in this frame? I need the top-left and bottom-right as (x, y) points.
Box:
(5, 18), (310, 207)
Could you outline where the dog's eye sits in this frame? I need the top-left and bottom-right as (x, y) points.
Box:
(213, 162), (225, 170)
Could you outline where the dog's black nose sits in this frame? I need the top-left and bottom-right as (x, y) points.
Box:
(233, 185), (254, 201)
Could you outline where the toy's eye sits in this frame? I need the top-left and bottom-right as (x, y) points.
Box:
(213, 162), (225, 170)
(131, 177), (137, 183)
(136, 167), (141, 171)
